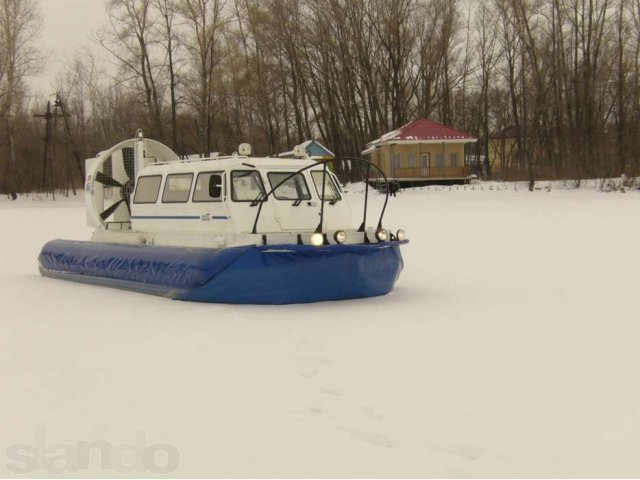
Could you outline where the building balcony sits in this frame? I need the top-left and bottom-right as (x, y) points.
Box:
(392, 166), (472, 179)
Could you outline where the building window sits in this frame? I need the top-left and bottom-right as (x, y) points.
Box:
(451, 153), (458, 167)
(436, 153), (444, 168)
(393, 154), (401, 170)
(162, 173), (194, 203)
(420, 153), (429, 168)
(408, 153), (415, 168)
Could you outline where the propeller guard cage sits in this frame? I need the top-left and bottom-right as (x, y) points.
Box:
(85, 133), (179, 228)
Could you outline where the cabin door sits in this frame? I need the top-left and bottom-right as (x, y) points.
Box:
(189, 171), (233, 233)
(266, 172), (319, 231)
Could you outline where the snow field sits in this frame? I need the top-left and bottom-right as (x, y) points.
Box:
(1, 187), (639, 476)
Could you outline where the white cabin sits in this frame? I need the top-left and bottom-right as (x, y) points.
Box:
(83, 134), (397, 249)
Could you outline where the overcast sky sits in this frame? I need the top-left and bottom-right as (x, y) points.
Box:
(30, 0), (109, 95)
(29, 0), (478, 97)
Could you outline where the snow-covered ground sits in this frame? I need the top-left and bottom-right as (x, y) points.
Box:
(1, 187), (639, 477)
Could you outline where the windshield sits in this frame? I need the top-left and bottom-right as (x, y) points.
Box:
(268, 172), (311, 201)
(231, 171), (266, 202)
(311, 171), (341, 201)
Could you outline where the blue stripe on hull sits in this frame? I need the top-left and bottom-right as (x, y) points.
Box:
(38, 240), (406, 304)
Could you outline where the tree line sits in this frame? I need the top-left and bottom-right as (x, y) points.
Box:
(1, 0), (639, 195)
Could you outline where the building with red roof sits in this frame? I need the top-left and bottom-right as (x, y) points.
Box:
(362, 118), (477, 183)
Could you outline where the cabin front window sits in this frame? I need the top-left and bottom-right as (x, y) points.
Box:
(311, 171), (341, 201)
(267, 172), (311, 201)
(231, 171), (266, 202)
(193, 172), (224, 202)
(133, 175), (162, 204)
(332, 173), (344, 192)
(162, 173), (194, 203)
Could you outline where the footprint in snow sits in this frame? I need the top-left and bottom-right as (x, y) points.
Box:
(430, 443), (483, 462)
(453, 445), (482, 461)
(300, 367), (319, 378)
(319, 386), (343, 396)
(341, 427), (397, 448)
(360, 406), (384, 420)
(445, 466), (471, 478)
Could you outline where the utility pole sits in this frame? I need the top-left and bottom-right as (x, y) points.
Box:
(33, 93), (83, 194)
(34, 100), (53, 192)
(55, 93), (84, 184)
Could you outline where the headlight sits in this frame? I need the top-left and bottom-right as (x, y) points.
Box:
(396, 229), (406, 241)
(375, 228), (388, 242)
(334, 230), (347, 244)
(310, 233), (324, 246)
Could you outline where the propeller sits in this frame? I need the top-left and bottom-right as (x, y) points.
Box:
(95, 171), (124, 189)
(95, 155), (135, 222)
(99, 198), (129, 221)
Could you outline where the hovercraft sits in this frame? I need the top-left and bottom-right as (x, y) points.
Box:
(38, 131), (408, 304)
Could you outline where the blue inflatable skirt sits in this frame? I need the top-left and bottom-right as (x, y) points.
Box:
(38, 240), (406, 304)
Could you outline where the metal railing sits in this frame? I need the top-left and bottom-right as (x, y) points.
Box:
(394, 166), (472, 178)
(251, 157), (389, 238)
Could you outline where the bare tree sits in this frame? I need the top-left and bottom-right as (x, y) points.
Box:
(154, 0), (181, 150)
(98, 0), (166, 140)
(179, 0), (229, 155)
(475, 3), (498, 176)
(6, 0), (640, 193)
(0, 0), (41, 197)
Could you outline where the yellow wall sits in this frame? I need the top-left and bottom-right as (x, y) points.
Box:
(488, 137), (517, 173)
(368, 142), (467, 178)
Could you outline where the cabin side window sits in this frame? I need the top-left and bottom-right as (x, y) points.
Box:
(231, 171), (266, 202)
(193, 172), (224, 202)
(311, 171), (341, 201)
(162, 173), (194, 203)
(267, 172), (311, 201)
(133, 175), (162, 204)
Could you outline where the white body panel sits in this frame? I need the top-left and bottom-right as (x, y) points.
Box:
(129, 156), (352, 238)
